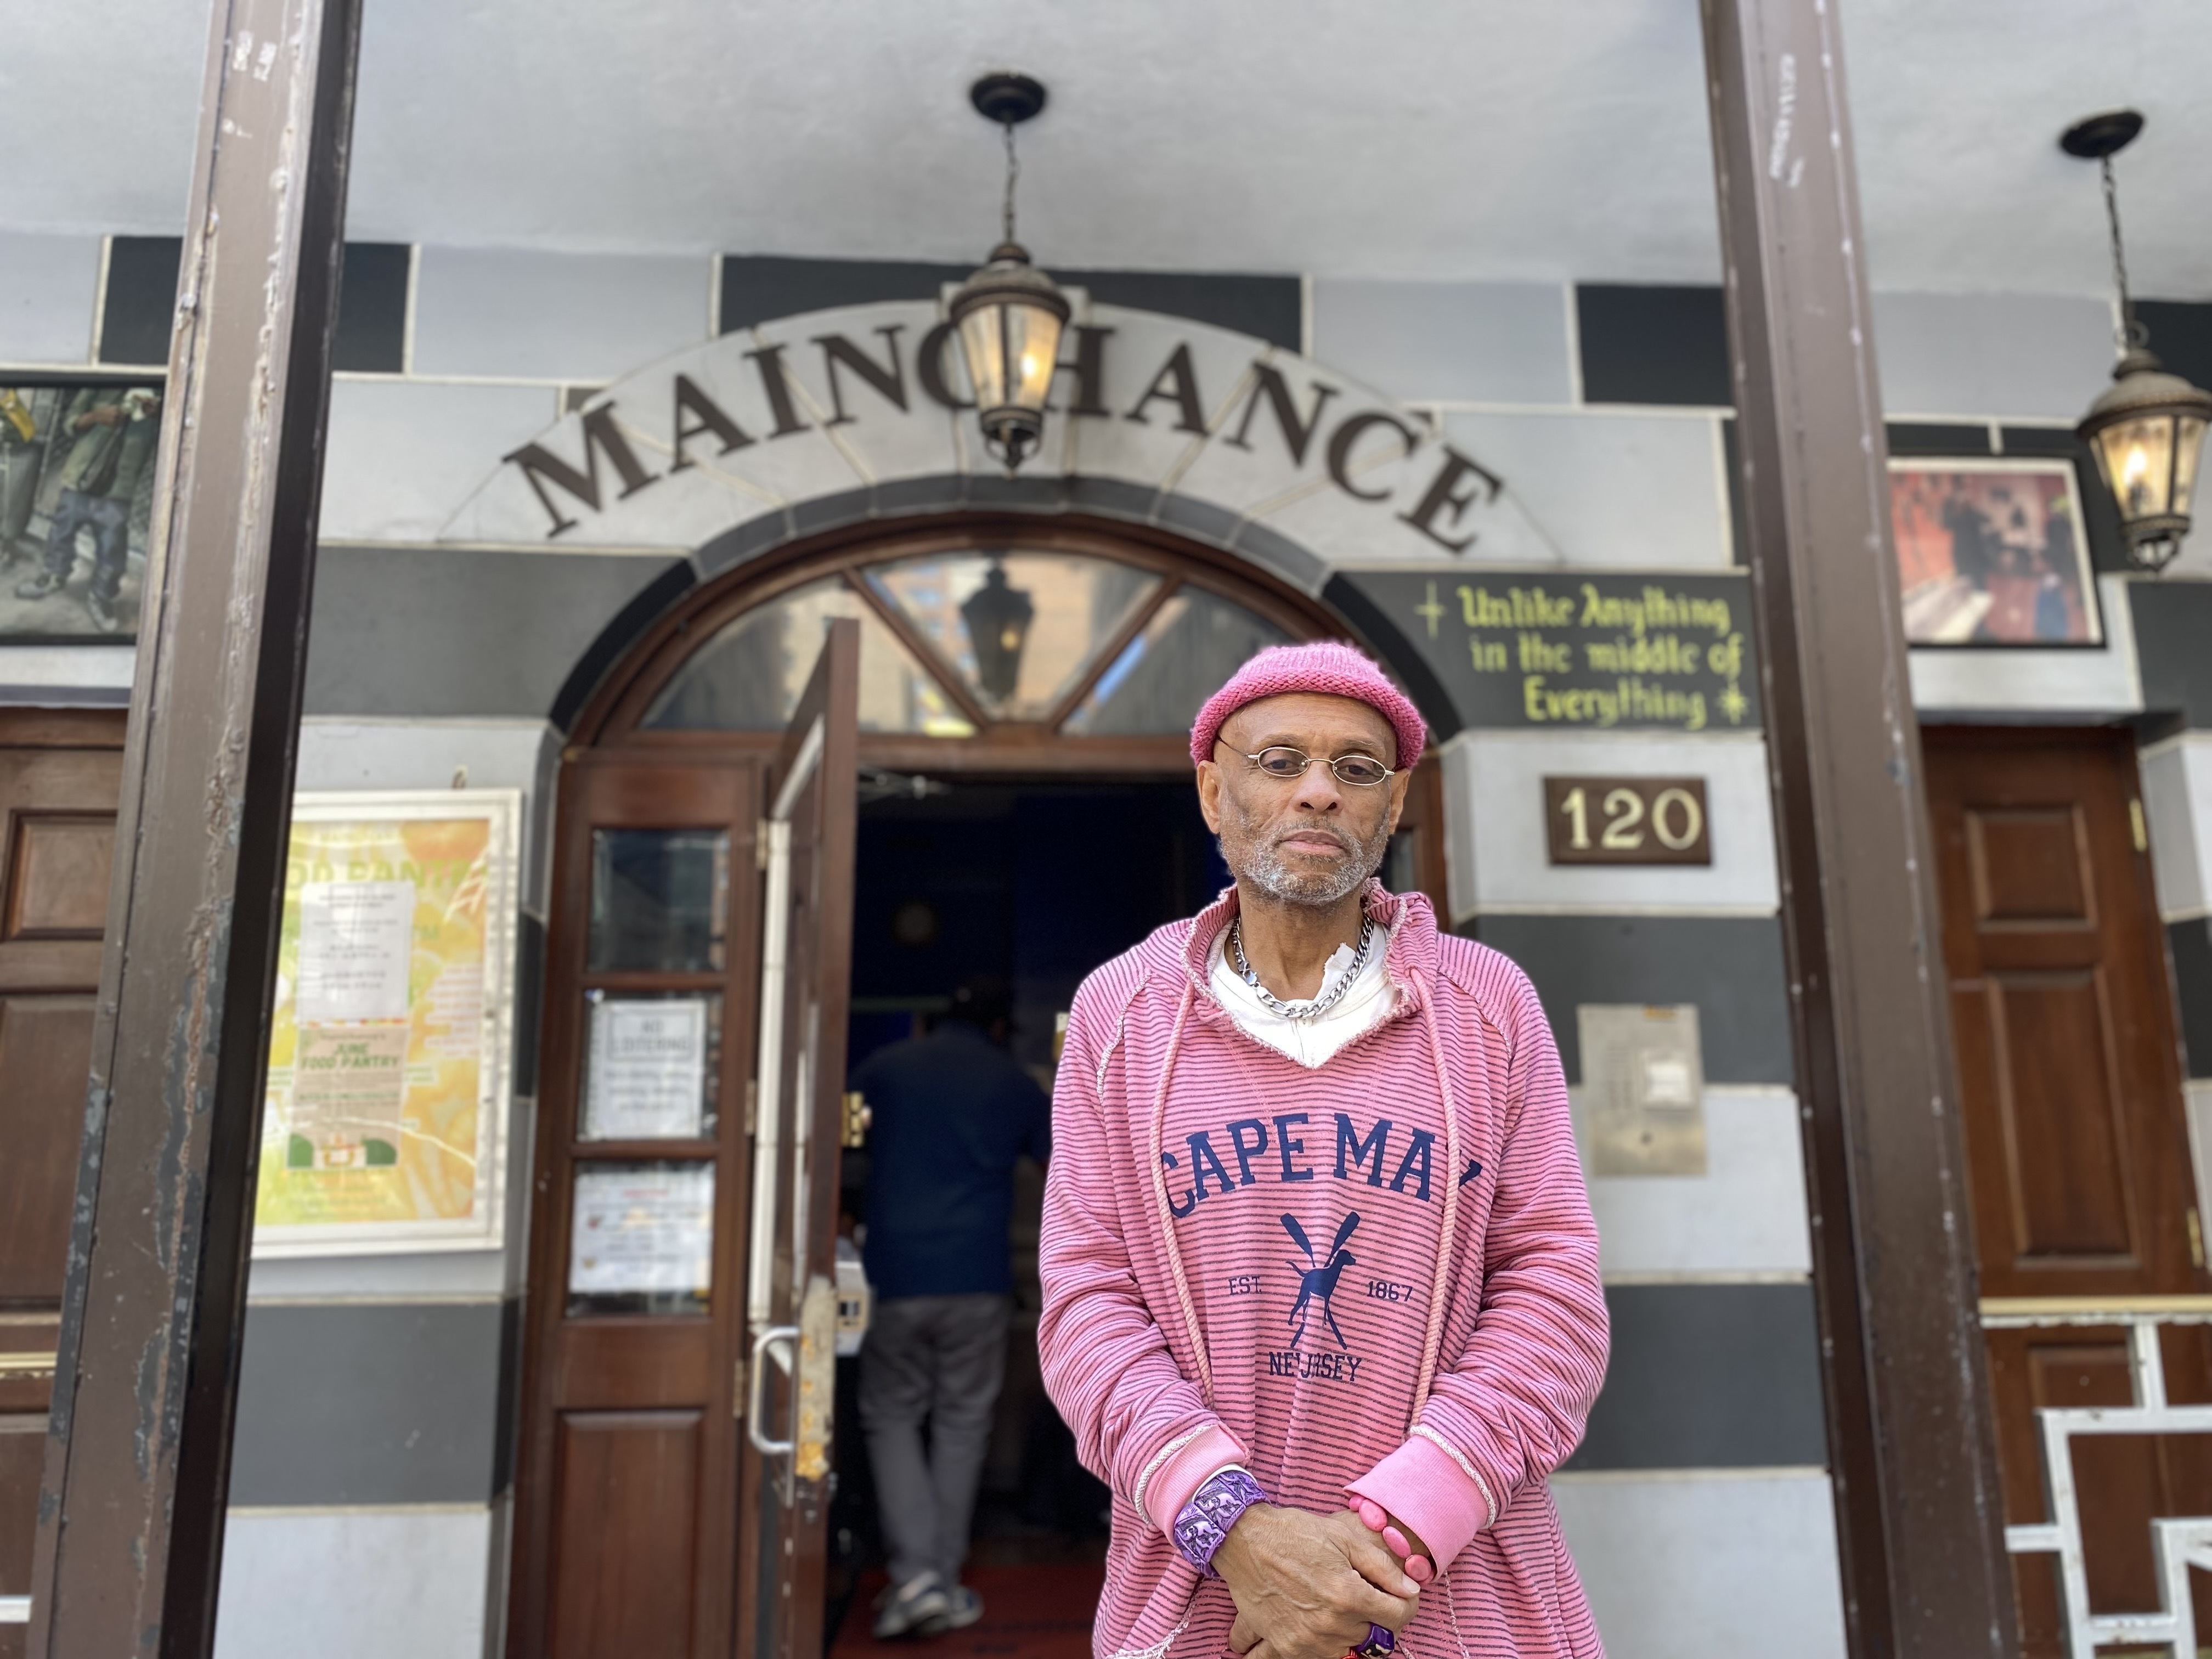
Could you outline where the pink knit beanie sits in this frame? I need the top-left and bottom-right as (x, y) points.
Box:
(1189, 641), (1426, 770)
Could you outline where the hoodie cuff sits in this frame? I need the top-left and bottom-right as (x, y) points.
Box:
(1142, 1426), (1250, 1534)
(1344, 1433), (1495, 1575)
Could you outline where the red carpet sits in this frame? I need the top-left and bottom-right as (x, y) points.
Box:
(830, 1561), (1105, 1659)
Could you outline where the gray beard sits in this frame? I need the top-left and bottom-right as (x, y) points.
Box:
(1218, 812), (1391, 909)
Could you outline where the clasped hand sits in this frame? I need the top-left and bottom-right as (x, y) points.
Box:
(1214, 1505), (1419, 1659)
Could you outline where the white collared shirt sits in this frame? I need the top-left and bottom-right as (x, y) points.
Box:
(1206, 923), (1400, 1068)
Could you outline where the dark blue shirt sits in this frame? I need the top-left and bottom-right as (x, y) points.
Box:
(853, 1024), (1051, 1300)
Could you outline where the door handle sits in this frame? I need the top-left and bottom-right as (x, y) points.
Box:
(746, 1324), (799, 1458)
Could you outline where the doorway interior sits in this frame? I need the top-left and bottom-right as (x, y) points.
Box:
(507, 515), (1458, 1659)
(825, 776), (1229, 1654)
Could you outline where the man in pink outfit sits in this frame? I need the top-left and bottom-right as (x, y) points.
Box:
(1039, 642), (1609, 1659)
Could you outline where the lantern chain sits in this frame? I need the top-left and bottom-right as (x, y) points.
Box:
(2101, 155), (2147, 353)
(1001, 118), (1020, 247)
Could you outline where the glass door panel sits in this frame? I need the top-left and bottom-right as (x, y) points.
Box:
(580, 990), (723, 1141)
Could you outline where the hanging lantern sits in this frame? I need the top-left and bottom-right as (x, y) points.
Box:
(2077, 349), (2212, 574)
(960, 559), (1035, 702)
(950, 74), (1070, 475)
(2063, 110), (2212, 574)
(950, 244), (1069, 475)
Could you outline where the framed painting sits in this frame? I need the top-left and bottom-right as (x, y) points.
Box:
(252, 790), (522, 1257)
(1888, 456), (2102, 647)
(0, 373), (165, 641)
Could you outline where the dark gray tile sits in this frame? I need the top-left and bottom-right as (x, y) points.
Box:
(1223, 520), (1327, 594)
(98, 235), (182, 366)
(302, 545), (685, 724)
(1064, 475), (1161, 522)
(1566, 1282), (1827, 1470)
(334, 242), (411, 374)
(1060, 268), (1301, 350)
(789, 486), (874, 538)
(1151, 492), (1243, 545)
(547, 558), (698, 732)
(1885, 423), (1993, 458)
(230, 1301), (509, 1505)
(512, 911), (546, 1099)
(2172, 919), (2212, 1081)
(1469, 913), (1796, 1086)
(720, 256), (966, 333)
(693, 509), (795, 580)
(2138, 300), (2212, 400)
(874, 473), (977, 518)
(2134, 582), (2212, 727)
(1575, 284), (1731, 408)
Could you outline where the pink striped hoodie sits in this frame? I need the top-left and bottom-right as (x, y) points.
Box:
(1039, 882), (1608, 1658)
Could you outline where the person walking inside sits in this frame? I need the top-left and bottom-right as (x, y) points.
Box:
(1039, 642), (1609, 1659)
(855, 975), (1051, 1639)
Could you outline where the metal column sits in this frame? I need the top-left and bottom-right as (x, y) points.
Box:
(1700, 2), (2017, 1655)
(26, 0), (361, 1654)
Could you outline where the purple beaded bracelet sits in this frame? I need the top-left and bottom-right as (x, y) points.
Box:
(1170, 1466), (1268, 1577)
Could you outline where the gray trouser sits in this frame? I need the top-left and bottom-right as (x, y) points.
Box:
(858, 1292), (1009, 1588)
(42, 488), (129, 600)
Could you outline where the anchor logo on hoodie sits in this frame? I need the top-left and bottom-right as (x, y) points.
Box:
(1283, 1211), (1361, 1348)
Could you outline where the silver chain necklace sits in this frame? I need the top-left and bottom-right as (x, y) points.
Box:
(1228, 916), (1375, 1022)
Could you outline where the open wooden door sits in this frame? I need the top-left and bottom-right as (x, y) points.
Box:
(738, 619), (860, 1658)
(510, 620), (859, 1659)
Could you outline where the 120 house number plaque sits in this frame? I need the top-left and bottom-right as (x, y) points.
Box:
(1543, 776), (1711, 865)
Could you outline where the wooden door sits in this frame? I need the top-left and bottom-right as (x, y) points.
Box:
(510, 622), (859, 1659)
(0, 710), (124, 1655)
(737, 622), (860, 1658)
(1924, 726), (2211, 1654)
(509, 751), (761, 1659)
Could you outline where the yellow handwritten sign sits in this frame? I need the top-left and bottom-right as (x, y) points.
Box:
(1341, 571), (1760, 733)
(255, 793), (519, 1256)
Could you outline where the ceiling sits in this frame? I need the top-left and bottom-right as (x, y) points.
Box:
(3, 0), (2207, 298)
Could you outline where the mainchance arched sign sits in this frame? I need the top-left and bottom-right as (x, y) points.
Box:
(439, 298), (1559, 592)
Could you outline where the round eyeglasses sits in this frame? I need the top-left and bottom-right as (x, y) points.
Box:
(1214, 740), (1396, 788)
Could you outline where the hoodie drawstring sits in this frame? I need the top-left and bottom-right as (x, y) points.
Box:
(1146, 948), (1464, 1433)
(1146, 980), (1215, 1405)
(1410, 979), (1464, 1418)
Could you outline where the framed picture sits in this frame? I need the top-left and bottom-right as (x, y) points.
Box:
(252, 790), (522, 1257)
(1888, 457), (2102, 647)
(0, 374), (165, 641)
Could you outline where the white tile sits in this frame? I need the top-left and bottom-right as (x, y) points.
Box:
(1551, 1470), (1847, 1659)
(1874, 291), (2114, 420)
(0, 645), (133, 696)
(1439, 729), (1778, 918)
(2141, 733), (2212, 922)
(1579, 1087), (1812, 1278)
(1442, 409), (1732, 568)
(322, 380), (560, 543)
(413, 247), (711, 382)
(1910, 575), (2142, 718)
(215, 1506), (492, 1659)
(1311, 279), (1573, 406)
(0, 233), (100, 364)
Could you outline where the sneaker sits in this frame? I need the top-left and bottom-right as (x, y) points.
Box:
(872, 1572), (951, 1639)
(85, 591), (120, 634)
(14, 571), (63, 601)
(935, 1584), (983, 1633)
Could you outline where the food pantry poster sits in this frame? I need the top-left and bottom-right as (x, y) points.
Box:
(253, 792), (520, 1255)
